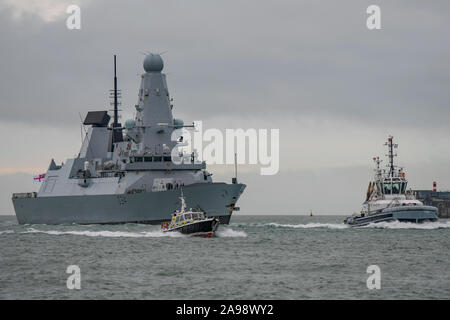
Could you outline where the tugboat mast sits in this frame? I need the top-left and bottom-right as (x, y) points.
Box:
(373, 156), (383, 181)
(385, 136), (397, 177)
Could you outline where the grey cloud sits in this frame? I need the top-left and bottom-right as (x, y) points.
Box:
(0, 0), (449, 129)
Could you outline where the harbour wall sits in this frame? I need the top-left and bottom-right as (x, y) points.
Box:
(414, 190), (450, 218)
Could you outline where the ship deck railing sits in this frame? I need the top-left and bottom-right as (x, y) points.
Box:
(97, 171), (125, 178)
(71, 171), (125, 179)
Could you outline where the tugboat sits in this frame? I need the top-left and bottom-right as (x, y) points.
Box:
(161, 190), (219, 237)
(344, 136), (438, 227)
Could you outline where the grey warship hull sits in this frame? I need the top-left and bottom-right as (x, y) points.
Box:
(13, 183), (245, 225)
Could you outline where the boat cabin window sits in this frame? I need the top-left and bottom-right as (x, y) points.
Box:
(185, 213), (192, 220)
(166, 183), (174, 190)
(383, 183), (392, 194)
(144, 157), (152, 162)
(163, 156), (172, 162)
(135, 157), (143, 162)
(392, 182), (401, 194)
(154, 156), (162, 162)
(401, 182), (407, 194)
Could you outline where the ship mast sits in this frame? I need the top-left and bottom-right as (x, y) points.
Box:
(384, 135), (397, 177)
(373, 156), (383, 181)
(113, 55), (119, 127)
(109, 55), (123, 151)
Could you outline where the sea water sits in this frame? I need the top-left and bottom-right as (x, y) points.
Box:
(0, 215), (448, 299)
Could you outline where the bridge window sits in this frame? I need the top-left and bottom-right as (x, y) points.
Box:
(144, 157), (152, 162)
(401, 182), (407, 194)
(154, 156), (162, 162)
(163, 156), (172, 162)
(383, 183), (392, 194)
(392, 183), (401, 194)
(135, 157), (143, 162)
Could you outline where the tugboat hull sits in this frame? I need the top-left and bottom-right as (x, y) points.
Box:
(345, 205), (438, 227)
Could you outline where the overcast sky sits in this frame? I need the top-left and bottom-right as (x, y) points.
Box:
(1, 0), (449, 215)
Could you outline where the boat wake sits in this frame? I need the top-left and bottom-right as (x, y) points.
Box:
(363, 220), (450, 230)
(237, 220), (450, 230)
(1, 227), (248, 238)
(2, 221), (447, 238)
(21, 228), (185, 238)
(216, 228), (247, 238)
(264, 222), (348, 230)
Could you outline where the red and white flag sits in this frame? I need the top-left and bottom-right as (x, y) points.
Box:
(33, 174), (46, 182)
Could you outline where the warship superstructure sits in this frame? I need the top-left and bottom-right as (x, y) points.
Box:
(12, 54), (246, 225)
(344, 136), (438, 226)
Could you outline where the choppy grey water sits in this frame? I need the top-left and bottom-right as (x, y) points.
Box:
(0, 215), (449, 300)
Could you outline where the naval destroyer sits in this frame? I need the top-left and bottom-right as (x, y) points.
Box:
(12, 54), (246, 225)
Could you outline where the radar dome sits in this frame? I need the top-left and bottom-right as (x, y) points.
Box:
(143, 53), (164, 72)
(173, 119), (184, 128)
(125, 119), (136, 129)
